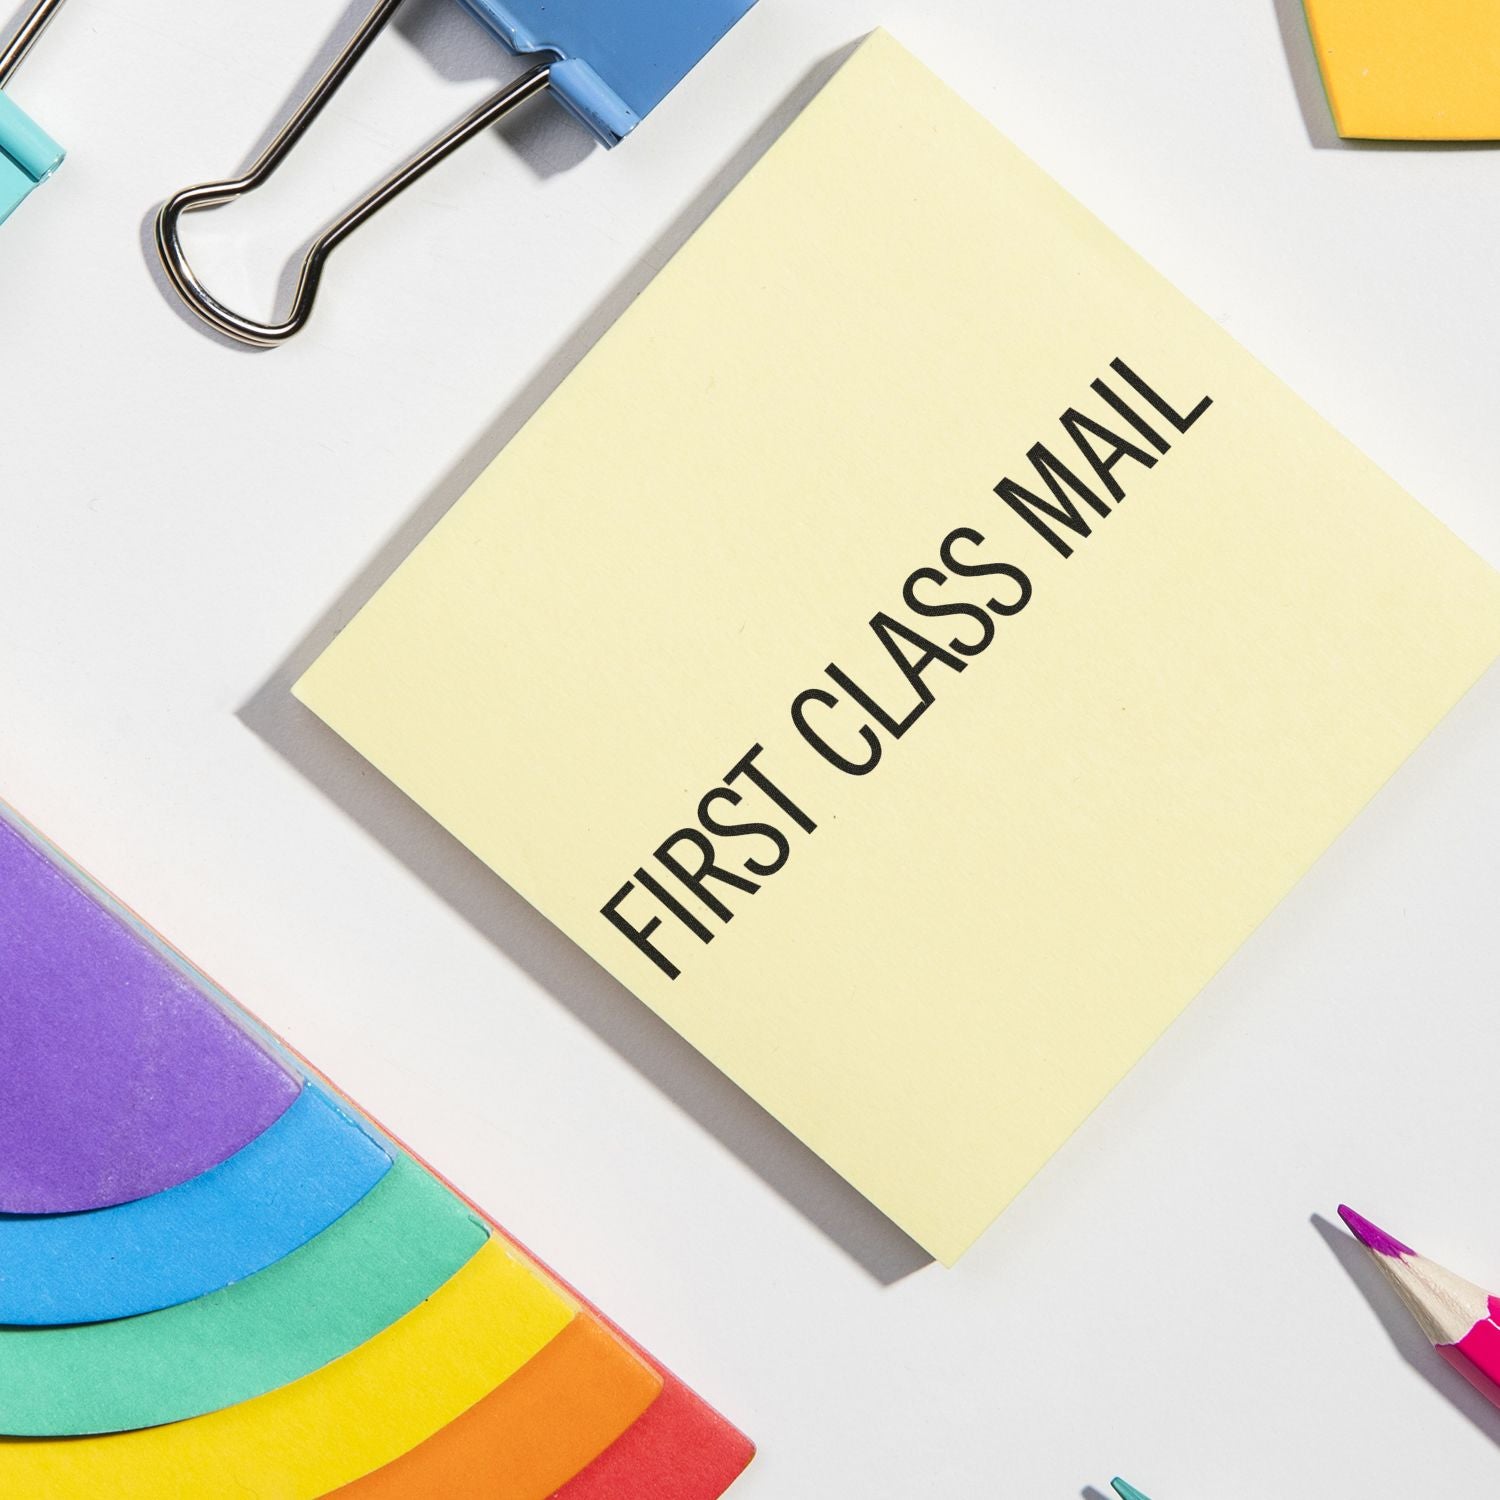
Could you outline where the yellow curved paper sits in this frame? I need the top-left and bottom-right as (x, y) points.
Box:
(0, 1238), (575, 1499)
(1305, 0), (1500, 139)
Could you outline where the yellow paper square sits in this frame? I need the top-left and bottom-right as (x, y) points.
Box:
(296, 32), (1500, 1264)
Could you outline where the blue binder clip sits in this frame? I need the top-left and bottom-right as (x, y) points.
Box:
(155, 0), (758, 346)
(0, 0), (67, 226)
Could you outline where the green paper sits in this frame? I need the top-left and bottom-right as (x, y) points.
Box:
(0, 1154), (488, 1436)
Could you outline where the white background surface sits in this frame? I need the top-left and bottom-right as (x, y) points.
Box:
(4, 0), (1499, 1494)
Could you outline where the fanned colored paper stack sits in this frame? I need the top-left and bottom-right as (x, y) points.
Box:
(0, 802), (754, 1498)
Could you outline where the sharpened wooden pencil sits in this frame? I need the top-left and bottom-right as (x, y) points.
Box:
(1340, 1205), (1500, 1408)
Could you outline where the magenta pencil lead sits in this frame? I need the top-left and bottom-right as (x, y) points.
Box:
(1338, 1204), (1416, 1259)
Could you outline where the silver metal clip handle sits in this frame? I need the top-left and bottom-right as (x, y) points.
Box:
(154, 0), (551, 347)
(0, 0), (68, 89)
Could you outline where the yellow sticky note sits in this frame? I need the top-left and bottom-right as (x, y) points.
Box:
(296, 32), (1500, 1265)
(1304, 0), (1500, 139)
(0, 1239), (575, 1497)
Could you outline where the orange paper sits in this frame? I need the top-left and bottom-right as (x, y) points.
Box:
(333, 1316), (662, 1499)
(1304, 0), (1500, 138)
(554, 1373), (755, 1500)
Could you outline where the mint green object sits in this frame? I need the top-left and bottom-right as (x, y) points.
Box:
(0, 89), (63, 225)
(0, 1153), (489, 1435)
(1112, 1481), (1153, 1500)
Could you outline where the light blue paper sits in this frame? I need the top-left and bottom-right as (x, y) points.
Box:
(456, 0), (758, 146)
(0, 1084), (391, 1325)
(0, 89), (63, 225)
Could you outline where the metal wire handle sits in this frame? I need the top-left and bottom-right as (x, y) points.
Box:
(154, 0), (552, 347)
(0, 0), (68, 88)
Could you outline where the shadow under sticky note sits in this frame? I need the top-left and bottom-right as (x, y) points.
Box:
(0, 813), (300, 1214)
(331, 1314), (662, 1499)
(0, 1153), (485, 1436)
(0, 1083), (391, 1325)
(1303, 0), (1500, 138)
(0, 1237), (575, 1496)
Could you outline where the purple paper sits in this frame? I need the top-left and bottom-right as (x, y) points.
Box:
(0, 815), (300, 1213)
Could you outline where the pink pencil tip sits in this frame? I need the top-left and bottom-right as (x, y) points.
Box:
(1339, 1204), (1416, 1259)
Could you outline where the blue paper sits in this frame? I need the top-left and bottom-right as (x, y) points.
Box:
(457, 0), (758, 146)
(0, 1083), (391, 1325)
(0, 89), (63, 226)
(0, 1154), (487, 1436)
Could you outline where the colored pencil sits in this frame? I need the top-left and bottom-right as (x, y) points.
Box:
(1340, 1205), (1500, 1406)
(1112, 1481), (1151, 1500)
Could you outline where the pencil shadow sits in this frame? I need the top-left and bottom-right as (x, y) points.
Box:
(237, 38), (932, 1286)
(1270, 0), (1497, 151)
(1313, 1213), (1500, 1448)
(1082, 1487), (1114, 1500)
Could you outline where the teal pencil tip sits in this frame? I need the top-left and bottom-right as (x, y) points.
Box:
(1112, 1481), (1151, 1500)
